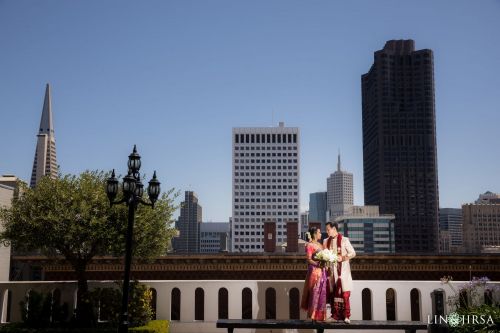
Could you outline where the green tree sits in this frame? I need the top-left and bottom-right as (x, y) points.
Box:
(0, 170), (178, 325)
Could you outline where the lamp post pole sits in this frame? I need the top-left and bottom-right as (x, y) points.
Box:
(105, 145), (161, 333)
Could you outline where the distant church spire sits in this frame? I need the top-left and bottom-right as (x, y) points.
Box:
(30, 84), (58, 187)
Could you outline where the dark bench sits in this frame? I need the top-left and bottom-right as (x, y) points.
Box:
(216, 319), (428, 333)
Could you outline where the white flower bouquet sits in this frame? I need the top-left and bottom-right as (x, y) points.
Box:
(314, 249), (338, 267)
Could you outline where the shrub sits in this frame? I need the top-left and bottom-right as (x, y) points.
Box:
(440, 275), (500, 332)
(129, 320), (169, 333)
(89, 280), (153, 327)
(19, 290), (69, 328)
(0, 321), (169, 333)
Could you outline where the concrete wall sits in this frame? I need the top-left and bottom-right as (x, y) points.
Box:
(1, 280), (497, 332)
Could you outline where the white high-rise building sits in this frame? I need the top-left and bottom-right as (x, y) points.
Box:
(231, 122), (300, 252)
(327, 153), (353, 219)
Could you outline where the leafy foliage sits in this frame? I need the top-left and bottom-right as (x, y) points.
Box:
(19, 290), (69, 328)
(449, 304), (500, 333)
(89, 281), (153, 327)
(0, 170), (178, 325)
(0, 171), (178, 262)
(0, 320), (169, 333)
(440, 275), (500, 332)
(129, 320), (169, 333)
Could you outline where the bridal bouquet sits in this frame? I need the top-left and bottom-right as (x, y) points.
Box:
(314, 249), (337, 267)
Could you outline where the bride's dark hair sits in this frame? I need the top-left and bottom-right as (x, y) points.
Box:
(308, 226), (318, 241)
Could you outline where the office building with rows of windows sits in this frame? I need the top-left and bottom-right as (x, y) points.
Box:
(231, 122), (300, 252)
(463, 194), (500, 253)
(335, 206), (396, 253)
(200, 222), (230, 253)
(327, 154), (353, 219)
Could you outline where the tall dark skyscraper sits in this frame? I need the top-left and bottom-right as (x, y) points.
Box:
(173, 191), (202, 253)
(361, 40), (439, 253)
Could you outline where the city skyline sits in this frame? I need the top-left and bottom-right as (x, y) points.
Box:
(1, 1), (500, 221)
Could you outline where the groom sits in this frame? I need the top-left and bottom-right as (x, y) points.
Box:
(323, 221), (356, 323)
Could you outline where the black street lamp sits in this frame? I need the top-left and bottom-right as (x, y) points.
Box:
(106, 145), (160, 333)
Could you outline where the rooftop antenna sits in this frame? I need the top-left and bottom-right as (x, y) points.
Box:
(337, 148), (341, 172)
(272, 108), (275, 126)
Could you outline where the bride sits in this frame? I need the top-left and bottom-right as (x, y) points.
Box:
(300, 226), (327, 322)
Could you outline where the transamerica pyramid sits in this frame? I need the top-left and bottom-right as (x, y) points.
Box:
(30, 83), (58, 187)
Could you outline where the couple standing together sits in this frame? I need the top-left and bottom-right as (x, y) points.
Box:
(300, 222), (356, 323)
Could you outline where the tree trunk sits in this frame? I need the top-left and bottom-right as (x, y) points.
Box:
(74, 261), (95, 327)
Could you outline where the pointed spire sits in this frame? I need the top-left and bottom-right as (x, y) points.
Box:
(30, 84), (58, 187)
(39, 83), (54, 136)
(337, 149), (341, 172)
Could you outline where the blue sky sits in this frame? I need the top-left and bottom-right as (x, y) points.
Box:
(1, 0), (499, 221)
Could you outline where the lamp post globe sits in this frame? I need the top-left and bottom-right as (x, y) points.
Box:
(122, 171), (137, 197)
(147, 171), (161, 206)
(135, 177), (144, 198)
(128, 144), (141, 174)
(106, 169), (119, 203)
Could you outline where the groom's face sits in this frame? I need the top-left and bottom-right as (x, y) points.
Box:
(327, 225), (338, 237)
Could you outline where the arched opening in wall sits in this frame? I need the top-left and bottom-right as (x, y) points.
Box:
(386, 288), (396, 321)
(149, 288), (157, 320)
(25, 289), (34, 321)
(1, 290), (13, 323)
(0, 290), (4, 323)
(484, 290), (493, 306)
(73, 289), (78, 315)
(195, 288), (204, 321)
(171, 288), (181, 321)
(289, 288), (300, 320)
(459, 290), (468, 308)
(362, 288), (372, 320)
(265, 288), (276, 319)
(242, 288), (252, 319)
(218, 288), (228, 319)
(95, 287), (119, 322)
(410, 288), (421, 321)
(50, 289), (62, 323)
